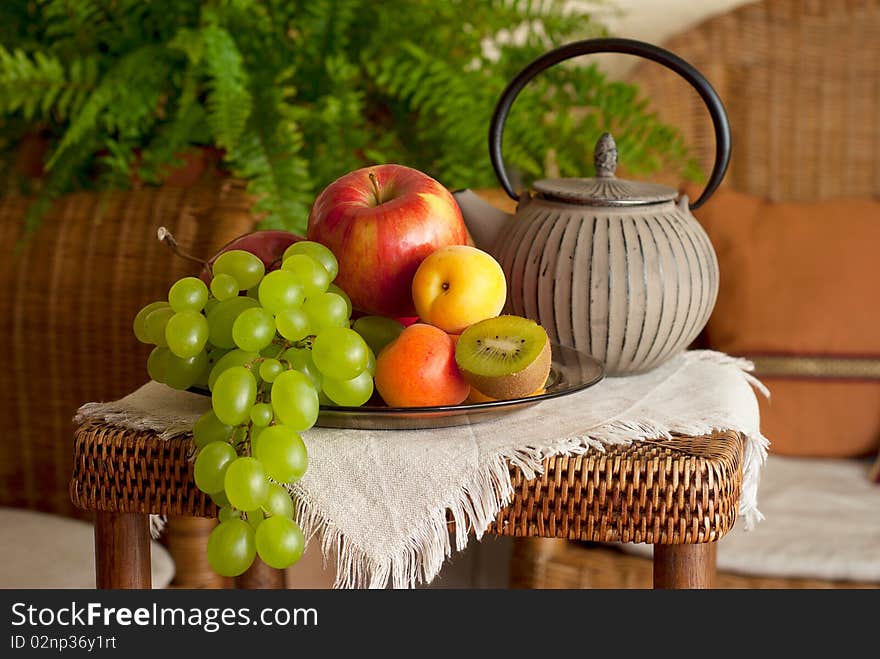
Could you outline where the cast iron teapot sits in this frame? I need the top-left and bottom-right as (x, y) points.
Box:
(455, 38), (731, 375)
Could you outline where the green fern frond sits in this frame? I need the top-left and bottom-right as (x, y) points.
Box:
(1, 0), (698, 232)
(0, 47), (97, 120)
(200, 25), (252, 153)
(228, 81), (311, 231)
(45, 44), (169, 171)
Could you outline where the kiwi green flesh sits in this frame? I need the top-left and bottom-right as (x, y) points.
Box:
(455, 316), (552, 399)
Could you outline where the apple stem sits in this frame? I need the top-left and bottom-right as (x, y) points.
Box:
(157, 226), (208, 268)
(368, 171), (383, 205)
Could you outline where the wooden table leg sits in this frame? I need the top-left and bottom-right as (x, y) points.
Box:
(165, 517), (232, 589)
(236, 556), (286, 589)
(653, 543), (716, 589)
(94, 511), (152, 589)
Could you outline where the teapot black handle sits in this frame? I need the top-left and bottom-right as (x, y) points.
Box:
(488, 37), (730, 210)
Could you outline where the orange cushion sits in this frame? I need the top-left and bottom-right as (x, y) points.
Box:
(692, 189), (880, 457)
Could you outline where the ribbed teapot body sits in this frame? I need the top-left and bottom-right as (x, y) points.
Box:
(495, 198), (719, 375)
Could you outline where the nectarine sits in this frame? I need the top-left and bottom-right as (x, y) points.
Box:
(374, 324), (469, 407)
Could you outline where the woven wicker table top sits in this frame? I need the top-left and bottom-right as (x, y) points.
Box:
(70, 423), (744, 546)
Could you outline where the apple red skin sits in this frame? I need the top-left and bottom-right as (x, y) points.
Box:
(307, 165), (467, 317)
(199, 230), (304, 283)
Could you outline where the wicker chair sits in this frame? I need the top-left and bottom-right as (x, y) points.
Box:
(1, 178), (259, 587)
(509, 0), (880, 589)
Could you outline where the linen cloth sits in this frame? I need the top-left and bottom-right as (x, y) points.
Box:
(76, 350), (769, 589)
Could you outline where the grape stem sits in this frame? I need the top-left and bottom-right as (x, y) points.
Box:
(157, 227), (209, 269)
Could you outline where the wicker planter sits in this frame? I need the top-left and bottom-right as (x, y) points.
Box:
(1, 180), (257, 519)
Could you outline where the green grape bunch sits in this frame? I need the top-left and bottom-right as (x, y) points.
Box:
(133, 240), (376, 577)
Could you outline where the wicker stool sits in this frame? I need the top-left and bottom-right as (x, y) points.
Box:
(70, 423), (744, 589)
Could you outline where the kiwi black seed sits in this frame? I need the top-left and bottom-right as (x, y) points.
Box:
(455, 315), (551, 400)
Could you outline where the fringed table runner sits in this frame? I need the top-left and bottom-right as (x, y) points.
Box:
(76, 350), (769, 588)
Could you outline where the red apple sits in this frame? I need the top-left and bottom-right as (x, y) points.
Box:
(199, 230), (304, 284)
(307, 164), (467, 317)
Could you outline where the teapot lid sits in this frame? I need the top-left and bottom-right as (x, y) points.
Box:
(533, 133), (677, 206)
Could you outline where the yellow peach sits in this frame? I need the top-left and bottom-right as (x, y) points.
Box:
(411, 245), (506, 334)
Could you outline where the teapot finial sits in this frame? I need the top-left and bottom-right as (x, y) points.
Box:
(594, 132), (617, 178)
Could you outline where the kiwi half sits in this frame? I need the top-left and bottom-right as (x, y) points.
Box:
(455, 315), (551, 400)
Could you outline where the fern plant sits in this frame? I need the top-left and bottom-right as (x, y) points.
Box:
(0, 0), (697, 233)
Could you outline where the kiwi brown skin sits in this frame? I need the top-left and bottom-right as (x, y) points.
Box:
(462, 335), (551, 400)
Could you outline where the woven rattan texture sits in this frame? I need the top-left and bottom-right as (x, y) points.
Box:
(1, 181), (257, 518)
(493, 430), (743, 544)
(511, 542), (878, 589)
(71, 422), (743, 545)
(628, 0), (880, 201)
(71, 423), (216, 518)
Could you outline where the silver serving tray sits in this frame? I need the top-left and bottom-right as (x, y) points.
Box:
(315, 342), (602, 430)
(192, 342), (603, 431)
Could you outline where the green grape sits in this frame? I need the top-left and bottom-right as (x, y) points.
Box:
(258, 270), (305, 314)
(246, 286), (260, 301)
(303, 292), (349, 333)
(366, 347), (376, 375)
(211, 490), (230, 508)
(318, 390), (334, 406)
(218, 507), (240, 523)
(164, 350), (209, 390)
(281, 347), (322, 389)
(193, 410), (233, 448)
(194, 441), (237, 494)
(281, 254), (330, 297)
(255, 516), (305, 569)
(165, 311), (209, 358)
(270, 369), (320, 431)
(204, 298), (218, 315)
(250, 425), (265, 455)
(261, 343), (284, 359)
(134, 301), (170, 343)
(322, 370), (374, 407)
(144, 306), (175, 346)
(206, 345), (230, 366)
(206, 296), (259, 349)
(263, 482), (294, 519)
(224, 457), (269, 511)
(231, 425), (249, 446)
(327, 284), (352, 317)
(352, 316), (404, 356)
(212, 250), (265, 290)
(208, 349), (260, 390)
(212, 366), (257, 425)
(168, 276), (209, 312)
(206, 520), (255, 577)
(311, 327), (370, 380)
(283, 241), (339, 280)
(259, 358), (284, 382)
(147, 346), (170, 383)
(246, 509), (264, 530)
(275, 309), (310, 342)
(253, 425), (308, 483)
(210, 273), (239, 301)
(250, 402), (273, 427)
(196, 346), (226, 388)
(232, 307), (276, 352)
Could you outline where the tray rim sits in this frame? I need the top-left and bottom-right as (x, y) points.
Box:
(190, 342), (604, 419)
